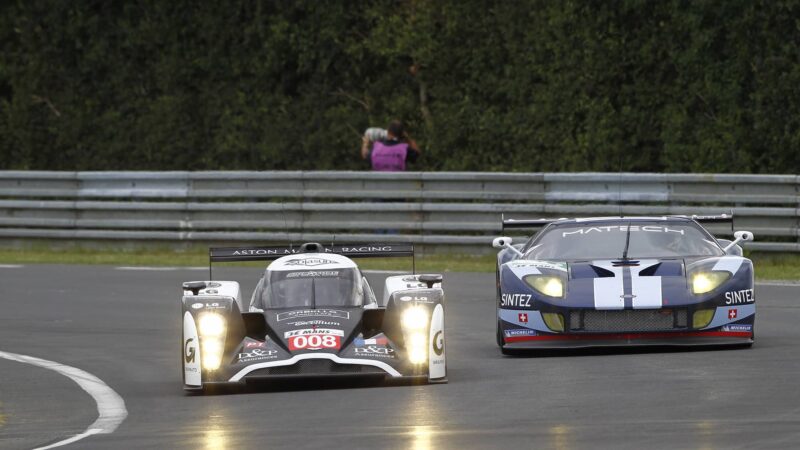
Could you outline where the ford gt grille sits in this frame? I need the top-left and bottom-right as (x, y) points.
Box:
(570, 309), (688, 332)
(248, 359), (386, 377)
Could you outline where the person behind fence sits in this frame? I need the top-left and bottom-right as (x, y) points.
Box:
(360, 120), (420, 171)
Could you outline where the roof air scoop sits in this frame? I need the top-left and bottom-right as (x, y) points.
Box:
(299, 242), (325, 253)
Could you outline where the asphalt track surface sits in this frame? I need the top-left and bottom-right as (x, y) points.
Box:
(1, 264), (800, 449)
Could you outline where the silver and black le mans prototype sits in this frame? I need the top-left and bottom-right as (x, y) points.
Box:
(493, 215), (755, 353)
(181, 243), (446, 391)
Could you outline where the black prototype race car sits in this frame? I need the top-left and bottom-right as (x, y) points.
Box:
(181, 243), (446, 392)
(493, 215), (755, 353)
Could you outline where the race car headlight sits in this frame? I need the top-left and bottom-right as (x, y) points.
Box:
(198, 313), (226, 337)
(202, 338), (224, 371)
(691, 272), (731, 295)
(407, 332), (427, 364)
(524, 275), (565, 298)
(401, 306), (429, 331)
(693, 309), (715, 329)
(542, 313), (565, 332)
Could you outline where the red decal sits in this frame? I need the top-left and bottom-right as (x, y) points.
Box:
(518, 313), (528, 323)
(728, 309), (738, 319)
(288, 334), (341, 351)
(505, 331), (751, 343)
(245, 341), (266, 348)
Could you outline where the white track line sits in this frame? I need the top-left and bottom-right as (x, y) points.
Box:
(0, 350), (127, 449)
(362, 270), (406, 274)
(115, 266), (206, 271)
(0, 264), (23, 268)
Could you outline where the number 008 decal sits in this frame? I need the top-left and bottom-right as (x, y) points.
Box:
(288, 334), (341, 351)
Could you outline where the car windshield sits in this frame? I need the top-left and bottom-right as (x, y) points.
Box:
(258, 268), (361, 309)
(525, 221), (724, 260)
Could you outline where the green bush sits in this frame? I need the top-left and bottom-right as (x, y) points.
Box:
(1, 0), (797, 172)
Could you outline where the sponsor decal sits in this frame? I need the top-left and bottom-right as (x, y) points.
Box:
(276, 309), (350, 321)
(284, 328), (344, 338)
(501, 293), (532, 307)
(355, 337), (389, 346)
(721, 324), (752, 332)
(284, 258), (336, 267)
(238, 348), (278, 363)
(184, 338), (196, 363)
(288, 334), (341, 351)
(285, 328), (344, 351)
(725, 289), (754, 305)
(505, 329), (537, 337)
(233, 248), (299, 256)
(432, 331), (444, 357)
(562, 225), (684, 238)
(354, 345), (395, 358)
(341, 246), (394, 253)
(518, 313), (528, 323)
(399, 295), (431, 303)
(510, 261), (568, 272)
(287, 320), (340, 327)
(244, 341), (266, 349)
(728, 309), (738, 319)
(207, 282), (222, 288)
(286, 271), (339, 278)
(191, 302), (225, 310)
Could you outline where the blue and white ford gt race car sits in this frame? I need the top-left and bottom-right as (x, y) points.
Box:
(493, 215), (755, 352)
(181, 242), (446, 392)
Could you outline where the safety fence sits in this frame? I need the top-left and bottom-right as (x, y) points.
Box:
(0, 171), (798, 252)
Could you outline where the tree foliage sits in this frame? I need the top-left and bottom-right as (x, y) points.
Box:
(1, 0), (798, 172)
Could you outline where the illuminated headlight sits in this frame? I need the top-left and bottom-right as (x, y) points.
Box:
(407, 332), (427, 364)
(202, 338), (224, 370)
(401, 306), (429, 331)
(693, 309), (715, 329)
(524, 275), (565, 298)
(691, 272), (731, 295)
(198, 313), (226, 337)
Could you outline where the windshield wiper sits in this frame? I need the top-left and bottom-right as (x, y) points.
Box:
(622, 221), (632, 260)
(311, 277), (316, 309)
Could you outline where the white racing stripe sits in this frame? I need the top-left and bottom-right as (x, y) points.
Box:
(631, 260), (662, 309)
(712, 257), (744, 275)
(0, 350), (127, 449)
(592, 261), (625, 309)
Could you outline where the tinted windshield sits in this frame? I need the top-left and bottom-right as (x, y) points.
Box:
(525, 221), (724, 260)
(258, 268), (361, 309)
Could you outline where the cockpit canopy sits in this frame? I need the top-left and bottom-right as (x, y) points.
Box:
(250, 254), (367, 310)
(524, 220), (725, 260)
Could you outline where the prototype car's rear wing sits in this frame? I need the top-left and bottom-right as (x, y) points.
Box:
(207, 243), (415, 278)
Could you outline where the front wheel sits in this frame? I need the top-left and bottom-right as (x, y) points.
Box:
(496, 317), (504, 348)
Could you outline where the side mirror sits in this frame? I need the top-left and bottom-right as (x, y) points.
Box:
(492, 236), (512, 248)
(492, 236), (524, 257)
(723, 230), (754, 252)
(418, 274), (443, 289)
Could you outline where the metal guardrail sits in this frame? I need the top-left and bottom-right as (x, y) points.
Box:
(0, 171), (798, 252)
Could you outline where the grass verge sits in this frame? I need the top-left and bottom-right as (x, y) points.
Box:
(0, 246), (798, 281)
